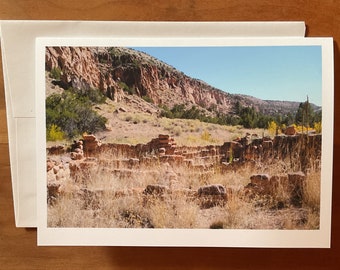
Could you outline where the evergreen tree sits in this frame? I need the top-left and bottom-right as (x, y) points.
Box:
(295, 97), (314, 127)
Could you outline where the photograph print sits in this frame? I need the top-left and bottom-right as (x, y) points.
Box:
(45, 44), (324, 231)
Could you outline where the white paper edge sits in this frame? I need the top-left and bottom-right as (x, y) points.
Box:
(0, 36), (19, 225)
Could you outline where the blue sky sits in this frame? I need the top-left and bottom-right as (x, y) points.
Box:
(131, 46), (322, 106)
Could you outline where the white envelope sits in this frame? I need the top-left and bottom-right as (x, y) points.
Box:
(0, 21), (306, 227)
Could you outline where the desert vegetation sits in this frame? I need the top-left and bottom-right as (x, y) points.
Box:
(46, 87), (107, 140)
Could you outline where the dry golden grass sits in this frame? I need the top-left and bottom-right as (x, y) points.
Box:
(95, 107), (264, 147)
(48, 143), (321, 230)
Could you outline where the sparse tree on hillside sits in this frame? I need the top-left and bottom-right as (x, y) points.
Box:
(295, 96), (315, 128)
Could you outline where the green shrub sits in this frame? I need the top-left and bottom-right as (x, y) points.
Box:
(46, 89), (107, 139)
(50, 67), (62, 80)
(142, 95), (154, 103)
(118, 81), (135, 95)
(72, 87), (106, 104)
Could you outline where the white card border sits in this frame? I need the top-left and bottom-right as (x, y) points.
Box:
(36, 36), (333, 247)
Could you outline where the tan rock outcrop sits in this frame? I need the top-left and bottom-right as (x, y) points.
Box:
(245, 172), (306, 207)
(83, 134), (102, 154)
(46, 47), (125, 102)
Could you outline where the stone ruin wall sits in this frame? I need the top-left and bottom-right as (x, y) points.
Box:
(48, 133), (321, 171)
(79, 133), (322, 170)
(47, 133), (321, 209)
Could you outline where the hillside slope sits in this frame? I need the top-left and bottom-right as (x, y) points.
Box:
(45, 46), (320, 118)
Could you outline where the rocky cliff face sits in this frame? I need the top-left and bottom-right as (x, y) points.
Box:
(109, 48), (234, 114)
(46, 47), (101, 90)
(45, 46), (235, 115)
(45, 46), (315, 116)
(46, 47), (125, 102)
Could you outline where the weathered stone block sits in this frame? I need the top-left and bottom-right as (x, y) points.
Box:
(250, 174), (270, 186)
(143, 184), (169, 196)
